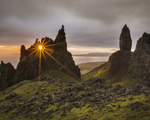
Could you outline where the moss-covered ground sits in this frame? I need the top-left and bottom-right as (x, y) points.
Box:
(0, 70), (150, 120)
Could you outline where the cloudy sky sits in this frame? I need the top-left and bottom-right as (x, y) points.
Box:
(0, 0), (150, 66)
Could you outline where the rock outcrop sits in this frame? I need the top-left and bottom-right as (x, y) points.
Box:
(107, 50), (132, 82)
(86, 25), (133, 83)
(0, 61), (15, 91)
(55, 25), (67, 51)
(101, 25), (133, 82)
(119, 25), (132, 51)
(128, 33), (150, 80)
(13, 25), (80, 82)
(90, 25), (150, 82)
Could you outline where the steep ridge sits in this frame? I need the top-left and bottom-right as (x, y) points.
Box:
(128, 33), (150, 80)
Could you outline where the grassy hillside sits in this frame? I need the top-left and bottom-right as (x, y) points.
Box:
(0, 69), (150, 120)
(36, 70), (78, 83)
(0, 74), (150, 120)
(78, 61), (106, 74)
(82, 62), (144, 88)
(82, 62), (108, 81)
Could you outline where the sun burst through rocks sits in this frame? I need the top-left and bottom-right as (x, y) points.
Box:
(23, 37), (80, 81)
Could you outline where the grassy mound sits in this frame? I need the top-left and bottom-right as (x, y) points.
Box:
(36, 70), (78, 83)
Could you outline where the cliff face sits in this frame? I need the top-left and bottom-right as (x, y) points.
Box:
(128, 33), (150, 80)
(107, 50), (132, 82)
(0, 61), (15, 91)
(13, 25), (81, 82)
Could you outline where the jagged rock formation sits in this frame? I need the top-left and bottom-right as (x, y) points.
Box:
(128, 33), (150, 80)
(55, 25), (67, 51)
(0, 61), (15, 91)
(13, 25), (80, 82)
(88, 25), (150, 82)
(86, 25), (133, 83)
(102, 25), (133, 82)
(119, 25), (132, 51)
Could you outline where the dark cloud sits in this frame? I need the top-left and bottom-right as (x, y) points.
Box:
(0, 0), (150, 50)
(67, 31), (118, 48)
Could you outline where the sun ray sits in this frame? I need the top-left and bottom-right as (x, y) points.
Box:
(43, 49), (80, 81)
(23, 49), (39, 60)
(39, 50), (42, 81)
(43, 40), (51, 46)
(41, 50), (48, 63)
(28, 47), (37, 51)
(41, 37), (46, 45)
(33, 49), (40, 62)
(44, 48), (54, 54)
(44, 42), (66, 47)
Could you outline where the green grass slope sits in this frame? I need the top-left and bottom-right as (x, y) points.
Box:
(82, 50), (145, 87)
(82, 63), (145, 88)
(78, 61), (106, 74)
(37, 70), (78, 83)
(82, 62), (108, 80)
(0, 69), (150, 120)
(0, 79), (150, 120)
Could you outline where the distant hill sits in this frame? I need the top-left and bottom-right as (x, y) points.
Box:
(73, 52), (111, 56)
(78, 61), (106, 74)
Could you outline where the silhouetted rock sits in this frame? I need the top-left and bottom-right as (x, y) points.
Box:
(107, 50), (132, 82)
(0, 61), (15, 91)
(14, 25), (80, 82)
(128, 33), (150, 80)
(55, 25), (67, 51)
(87, 25), (133, 83)
(119, 24), (132, 51)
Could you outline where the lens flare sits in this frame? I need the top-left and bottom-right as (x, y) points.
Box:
(23, 38), (80, 82)
(39, 46), (42, 50)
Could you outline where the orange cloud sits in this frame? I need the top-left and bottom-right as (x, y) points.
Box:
(0, 46), (20, 55)
(110, 49), (118, 52)
(0, 45), (6, 48)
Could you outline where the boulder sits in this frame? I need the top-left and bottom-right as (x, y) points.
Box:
(5, 92), (17, 99)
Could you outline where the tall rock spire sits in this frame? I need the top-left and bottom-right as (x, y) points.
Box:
(119, 25), (132, 51)
(55, 25), (66, 42)
(55, 25), (67, 51)
(20, 45), (26, 59)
